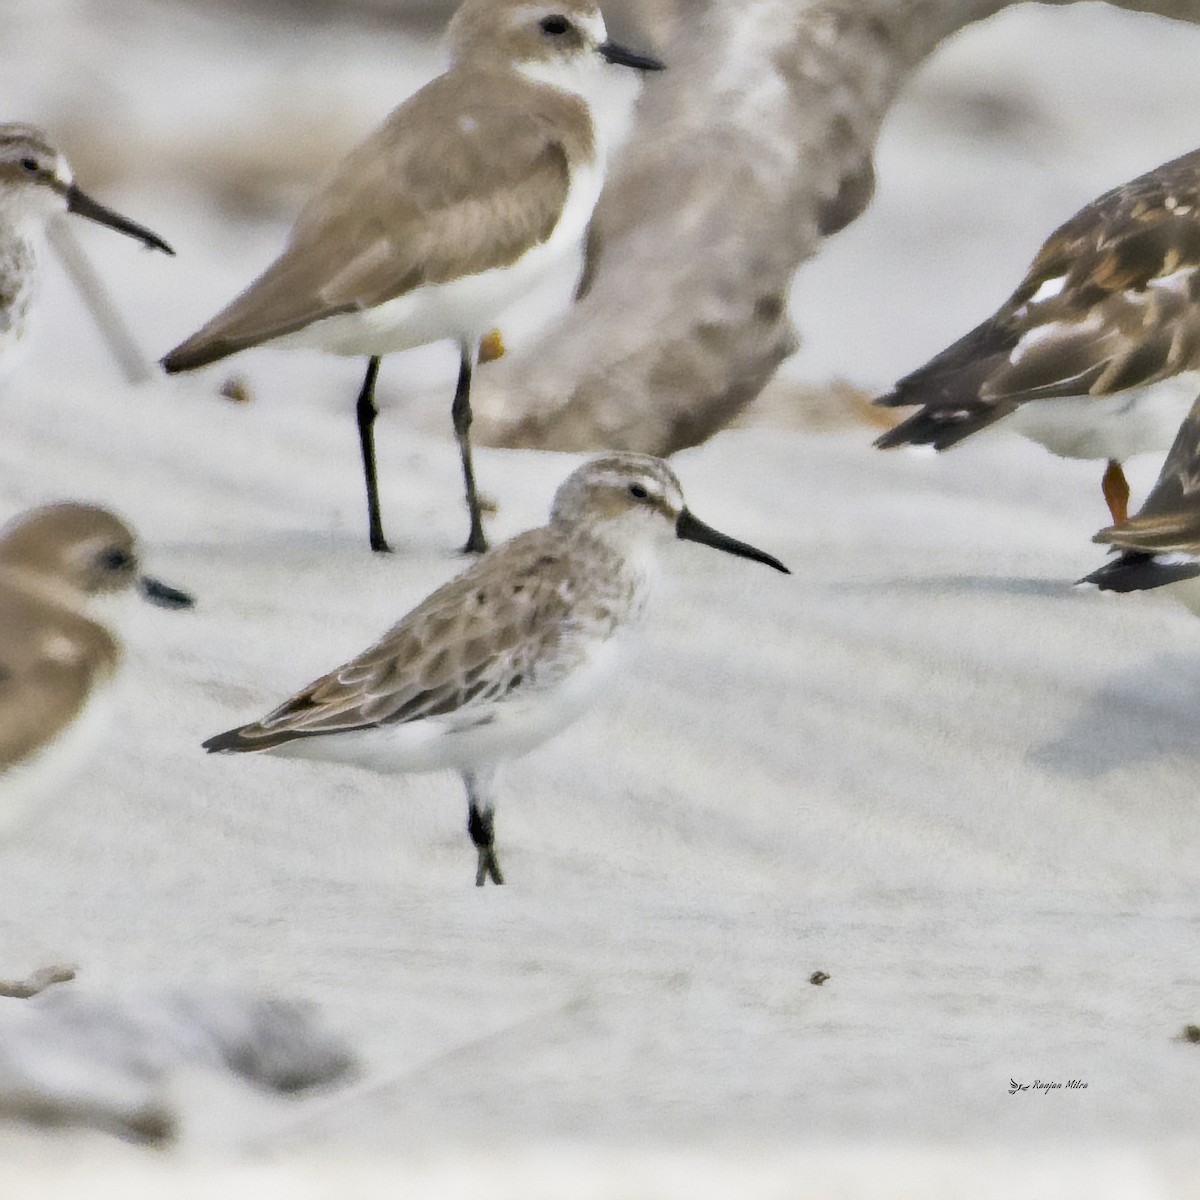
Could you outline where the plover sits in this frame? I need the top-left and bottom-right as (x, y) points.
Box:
(1081, 392), (1200, 607)
(162, 0), (664, 555)
(0, 503), (192, 836)
(0, 124), (174, 381)
(875, 147), (1200, 525)
(203, 453), (788, 886)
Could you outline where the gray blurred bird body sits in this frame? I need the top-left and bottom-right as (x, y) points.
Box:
(877, 147), (1200, 524)
(162, 0), (664, 554)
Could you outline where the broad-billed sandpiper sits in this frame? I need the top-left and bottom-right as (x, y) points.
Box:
(162, 0), (664, 555)
(203, 453), (788, 886)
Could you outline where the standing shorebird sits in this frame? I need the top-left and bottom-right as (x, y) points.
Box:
(0, 124), (174, 381)
(1081, 393), (1200, 607)
(161, 0), (664, 555)
(203, 454), (789, 887)
(875, 147), (1200, 526)
(0, 503), (192, 837)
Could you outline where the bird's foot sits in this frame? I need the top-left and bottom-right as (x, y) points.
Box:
(478, 329), (506, 365)
(475, 845), (505, 887)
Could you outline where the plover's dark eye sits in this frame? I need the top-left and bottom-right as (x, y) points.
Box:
(628, 483), (650, 500)
(97, 547), (134, 572)
(540, 15), (570, 35)
(19, 158), (38, 173)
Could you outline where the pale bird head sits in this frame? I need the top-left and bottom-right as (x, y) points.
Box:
(550, 454), (789, 573)
(0, 503), (193, 609)
(448, 1), (664, 78)
(0, 123), (173, 253)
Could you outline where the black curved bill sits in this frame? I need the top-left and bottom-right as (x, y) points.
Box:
(598, 40), (665, 71)
(140, 576), (195, 609)
(65, 184), (175, 255)
(676, 508), (790, 574)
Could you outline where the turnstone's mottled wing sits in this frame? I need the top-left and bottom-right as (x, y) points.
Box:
(203, 532), (612, 753)
(877, 148), (1200, 449)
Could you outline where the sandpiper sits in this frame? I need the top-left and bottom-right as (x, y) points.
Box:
(162, 0), (664, 555)
(0, 503), (193, 836)
(875, 147), (1200, 525)
(0, 124), (174, 381)
(203, 453), (788, 886)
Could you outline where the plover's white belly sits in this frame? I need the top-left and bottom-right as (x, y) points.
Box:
(268, 635), (623, 776)
(1006, 371), (1200, 461)
(281, 157), (605, 357)
(0, 685), (113, 838)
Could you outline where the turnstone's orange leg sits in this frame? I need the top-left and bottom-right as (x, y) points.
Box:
(1102, 459), (1130, 526)
(478, 329), (506, 365)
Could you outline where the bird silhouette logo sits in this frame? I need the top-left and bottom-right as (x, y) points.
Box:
(1009, 1079), (1030, 1094)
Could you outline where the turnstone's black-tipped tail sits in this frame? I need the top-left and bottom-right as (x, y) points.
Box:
(1077, 549), (1200, 593)
(873, 402), (1011, 452)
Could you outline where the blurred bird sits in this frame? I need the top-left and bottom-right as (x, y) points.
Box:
(1081, 392), (1200, 609)
(876, 147), (1200, 525)
(0, 124), (174, 382)
(0, 503), (192, 836)
(162, 0), (664, 555)
(203, 453), (788, 887)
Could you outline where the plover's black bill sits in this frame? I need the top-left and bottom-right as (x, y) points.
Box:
(65, 185), (175, 255)
(598, 40), (665, 71)
(139, 576), (195, 609)
(675, 508), (789, 574)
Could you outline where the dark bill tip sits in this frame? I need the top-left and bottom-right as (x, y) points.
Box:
(598, 40), (666, 71)
(675, 508), (790, 574)
(140, 576), (195, 609)
(66, 184), (175, 255)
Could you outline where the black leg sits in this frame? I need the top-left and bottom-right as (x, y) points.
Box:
(464, 770), (504, 887)
(452, 344), (488, 555)
(355, 356), (391, 553)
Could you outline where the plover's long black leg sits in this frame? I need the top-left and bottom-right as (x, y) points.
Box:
(464, 769), (503, 887)
(452, 343), (488, 555)
(355, 356), (390, 554)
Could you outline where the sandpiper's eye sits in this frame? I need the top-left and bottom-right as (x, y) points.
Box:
(19, 158), (38, 173)
(540, 15), (570, 35)
(628, 483), (650, 500)
(97, 547), (134, 572)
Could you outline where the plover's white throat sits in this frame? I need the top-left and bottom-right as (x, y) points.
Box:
(0, 503), (193, 837)
(203, 453), (788, 887)
(162, 0), (664, 555)
(0, 124), (174, 382)
(875, 146), (1200, 525)
(1081, 392), (1200, 610)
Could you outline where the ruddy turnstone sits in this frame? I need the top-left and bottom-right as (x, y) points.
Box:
(876, 147), (1200, 525)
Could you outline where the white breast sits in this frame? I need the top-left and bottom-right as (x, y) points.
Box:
(0, 685), (114, 839)
(1005, 371), (1200, 462)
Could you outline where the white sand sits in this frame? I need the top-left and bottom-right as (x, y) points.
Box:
(2, 0), (1200, 1193)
